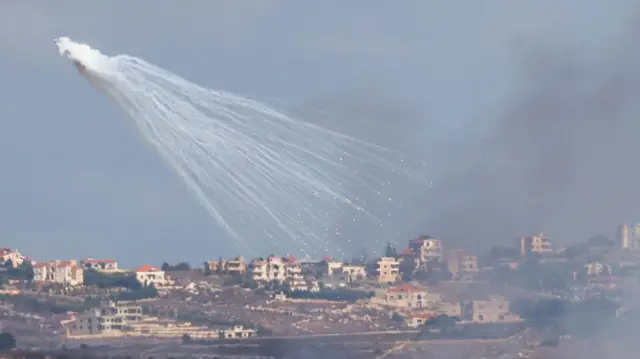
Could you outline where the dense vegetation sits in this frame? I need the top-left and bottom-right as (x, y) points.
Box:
(83, 270), (141, 290)
(161, 262), (190, 271)
(82, 269), (158, 300)
(0, 261), (34, 282)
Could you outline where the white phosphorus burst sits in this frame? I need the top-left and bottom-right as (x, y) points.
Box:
(55, 37), (429, 255)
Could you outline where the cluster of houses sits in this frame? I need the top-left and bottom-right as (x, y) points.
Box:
(0, 248), (170, 288)
(4, 223), (640, 339)
(2, 224), (635, 293)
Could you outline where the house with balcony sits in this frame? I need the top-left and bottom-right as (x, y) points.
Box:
(340, 265), (367, 283)
(377, 257), (400, 284)
(0, 248), (29, 268)
(383, 283), (441, 308)
(463, 295), (520, 323)
(519, 233), (553, 256)
(409, 235), (443, 264)
(251, 256), (305, 289)
(205, 256), (247, 275)
(33, 260), (84, 286)
(134, 265), (168, 287)
(446, 250), (479, 281)
(82, 259), (120, 273)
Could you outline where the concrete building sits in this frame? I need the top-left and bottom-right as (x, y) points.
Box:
(446, 250), (479, 281)
(617, 224), (640, 249)
(377, 257), (400, 283)
(340, 265), (367, 283)
(251, 256), (304, 286)
(322, 258), (345, 277)
(205, 256), (247, 275)
(33, 260), (84, 286)
(432, 301), (463, 317)
(519, 233), (553, 256)
(409, 235), (443, 263)
(82, 259), (119, 273)
(384, 284), (441, 308)
(68, 301), (143, 335)
(585, 261), (612, 276)
(463, 295), (520, 323)
(67, 301), (257, 339)
(0, 249), (28, 268)
(134, 265), (167, 286)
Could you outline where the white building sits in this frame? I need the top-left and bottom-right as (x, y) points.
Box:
(377, 257), (400, 283)
(251, 256), (305, 288)
(340, 265), (367, 283)
(33, 260), (84, 286)
(82, 259), (119, 272)
(409, 236), (443, 263)
(0, 248), (28, 268)
(618, 224), (640, 249)
(585, 261), (612, 276)
(134, 265), (167, 286)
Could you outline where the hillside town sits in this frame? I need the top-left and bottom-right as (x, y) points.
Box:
(0, 225), (640, 358)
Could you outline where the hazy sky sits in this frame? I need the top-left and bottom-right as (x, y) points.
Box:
(1, 1), (639, 266)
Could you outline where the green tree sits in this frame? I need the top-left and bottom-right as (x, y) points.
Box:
(217, 257), (224, 274)
(385, 242), (398, 258)
(203, 261), (212, 276)
(83, 269), (141, 290)
(173, 262), (191, 271)
(4, 261), (34, 282)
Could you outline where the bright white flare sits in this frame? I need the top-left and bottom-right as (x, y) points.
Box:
(55, 37), (427, 255)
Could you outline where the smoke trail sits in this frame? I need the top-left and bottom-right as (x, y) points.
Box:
(54, 37), (427, 256)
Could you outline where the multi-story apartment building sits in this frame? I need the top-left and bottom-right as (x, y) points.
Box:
(68, 300), (143, 335)
(251, 256), (304, 288)
(409, 235), (443, 263)
(323, 258), (345, 277)
(205, 256), (247, 275)
(446, 250), (479, 281)
(33, 260), (84, 286)
(81, 259), (119, 273)
(0, 248), (29, 268)
(134, 265), (167, 286)
(617, 224), (640, 249)
(340, 265), (367, 283)
(377, 257), (400, 283)
(518, 233), (553, 256)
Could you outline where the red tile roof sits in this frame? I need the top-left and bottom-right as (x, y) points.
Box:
(135, 265), (161, 273)
(412, 313), (437, 320)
